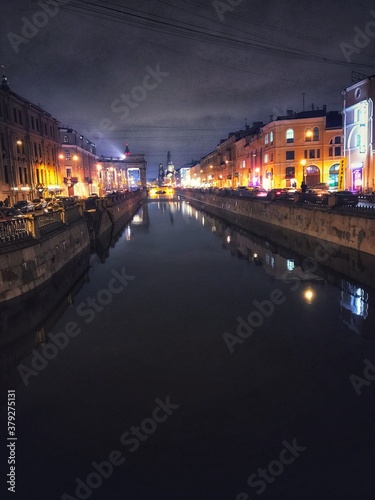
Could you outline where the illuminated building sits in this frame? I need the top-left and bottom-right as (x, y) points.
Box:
(342, 75), (375, 193)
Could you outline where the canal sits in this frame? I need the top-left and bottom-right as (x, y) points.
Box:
(1, 198), (375, 500)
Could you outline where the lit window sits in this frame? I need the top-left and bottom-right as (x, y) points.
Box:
(305, 128), (312, 141)
(269, 131), (274, 144)
(286, 259), (294, 271)
(265, 134), (269, 145)
(286, 129), (294, 143)
(264, 153), (269, 163)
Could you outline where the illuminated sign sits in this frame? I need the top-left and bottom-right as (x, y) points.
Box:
(338, 158), (346, 190)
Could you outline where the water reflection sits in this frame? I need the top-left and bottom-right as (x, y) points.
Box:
(180, 199), (374, 338)
(2, 198), (375, 383)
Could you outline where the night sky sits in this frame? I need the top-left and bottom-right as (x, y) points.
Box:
(1, 0), (375, 177)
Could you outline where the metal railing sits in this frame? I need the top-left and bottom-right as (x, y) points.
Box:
(0, 218), (31, 243)
(0, 205), (85, 245)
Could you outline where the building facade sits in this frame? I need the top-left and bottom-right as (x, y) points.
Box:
(342, 75), (375, 193)
(59, 127), (98, 197)
(0, 75), (61, 203)
(260, 108), (343, 190)
(190, 109), (344, 191)
(97, 152), (147, 194)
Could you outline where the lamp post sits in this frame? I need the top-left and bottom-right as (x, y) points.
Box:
(301, 159), (307, 183)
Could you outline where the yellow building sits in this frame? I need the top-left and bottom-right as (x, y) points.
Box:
(0, 74), (61, 203)
(260, 108), (343, 190)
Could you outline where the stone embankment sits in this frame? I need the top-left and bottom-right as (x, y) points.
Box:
(177, 189), (375, 256)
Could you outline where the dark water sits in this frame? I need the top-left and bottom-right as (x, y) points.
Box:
(1, 199), (375, 500)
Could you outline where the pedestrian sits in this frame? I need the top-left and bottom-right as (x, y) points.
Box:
(4, 196), (10, 207)
(301, 180), (307, 193)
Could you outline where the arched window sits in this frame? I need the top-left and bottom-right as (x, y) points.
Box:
(286, 129), (294, 143)
(313, 127), (319, 141)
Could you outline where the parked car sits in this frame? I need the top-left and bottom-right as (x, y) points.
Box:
(328, 190), (359, 207)
(246, 187), (268, 198)
(13, 200), (35, 213)
(267, 188), (296, 201)
(0, 207), (25, 221)
(32, 198), (47, 210)
(55, 196), (77, 207)
(295, 183), (359, 207)
(44, 200), (64, 213)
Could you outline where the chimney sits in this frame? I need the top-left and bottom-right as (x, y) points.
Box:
(311, 103), (315, 111)
(323, 104), (327, 113)
(287, 109), (293, 116)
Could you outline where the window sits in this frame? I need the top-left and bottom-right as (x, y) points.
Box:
(334, 146), (341, 156)
(264, 153), (269, 163)
(304, 149), (308, 159)
(63, 135), (69, 143)
(265, 134), (269, 145)
(4, 165), (9, 184)
(18, 110), (23, 125)
(317, 149), (320, 158)
(313, 127), (319, 141)
(31, 116), (35, 129)
(65, 149), (71, 160)
(286, 129), (294, 143)
(33, 143), (37, 157)
(270, 153), (274, 162)
(13, 108), (18, 123)
(329, 163), (340, 189)
(355, 134), (361, 148)
(309, 149), (315, 159)
(354, 107), (360, 123)
(269, 131), (274, 144)
(38, 144), (42, 157)
(286, 150), (295, 160)
(305, 128), (312, 141)
(285, 166), (295, 178)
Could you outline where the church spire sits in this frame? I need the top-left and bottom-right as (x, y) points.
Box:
(1, 66), (10, 91)
(124, 143), (130, 155)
